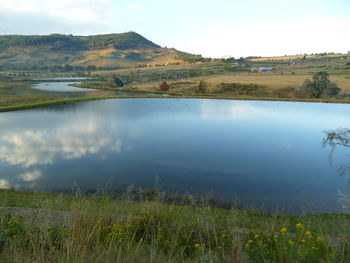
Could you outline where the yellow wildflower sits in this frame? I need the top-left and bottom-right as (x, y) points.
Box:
(248, 239), (254, 244)
(316, 236), (324, 243)
(254, 234), (259, 239)
(305, 231), (312, 237)
(280, 227), (288, 234)
(301, 239), (306, 244)
(194, 244), (200, 248)
(296, 223), (303, 229)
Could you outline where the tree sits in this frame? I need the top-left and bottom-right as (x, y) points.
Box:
(198, 80), (207, 93)
(113, 74), (124, 87)
(127, 71), (135, 82)
(159, 81), (169, 91)
(222, 57), (236, 63)
(301, 72), (340, 98)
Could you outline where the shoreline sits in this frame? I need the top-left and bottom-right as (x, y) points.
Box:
(1, 94), (350, 113)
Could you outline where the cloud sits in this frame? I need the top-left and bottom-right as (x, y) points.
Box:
(126, 3), (141, 9)
(18, 170), (43, 182)
(184, 17), (350, 57)
(0, 0), (113, 35)
(0, 0), (109, 15)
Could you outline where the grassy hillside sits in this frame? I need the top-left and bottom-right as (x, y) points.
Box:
(0, 32), (201, 70)
(0, 32), (159, 51)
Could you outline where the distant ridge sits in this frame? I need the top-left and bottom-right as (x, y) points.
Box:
(0, 32), (203, 70)
(0, 32), (160, 51)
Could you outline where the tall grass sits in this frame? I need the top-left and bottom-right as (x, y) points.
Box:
(0, 95), (49, 106)
(1, 190), (350, 262)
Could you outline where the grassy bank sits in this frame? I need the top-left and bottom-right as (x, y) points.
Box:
(0, 95), (151, 112)
(0, 190), (350, 262)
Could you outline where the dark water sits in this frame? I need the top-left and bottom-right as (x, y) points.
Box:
(0, 98), (350, 214)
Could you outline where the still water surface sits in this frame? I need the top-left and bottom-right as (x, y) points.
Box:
(32, 81), (98, 92)
(0, 98), (349, 213)
(0, 79), (131, 98)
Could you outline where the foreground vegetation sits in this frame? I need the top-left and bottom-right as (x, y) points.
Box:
(0, 190), (349, 262)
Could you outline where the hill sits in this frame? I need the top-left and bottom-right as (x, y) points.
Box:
(0, 32), (203, 70)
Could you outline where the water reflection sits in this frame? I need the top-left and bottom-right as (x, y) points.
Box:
(32, 82), (98, 92)
(323, 128), (350, 176)
(18, 170), (43, 182)
(0, 80), (141, 99)
(200, 100), (272, 119)
(322, 129), (350, 212)
(0, 121), (122, 168)
(0, 179), (10, 189)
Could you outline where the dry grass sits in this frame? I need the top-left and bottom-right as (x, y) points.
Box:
(131, 72), (350, 94)
(78, 47), (185, 68)
(250, 53), (349, 62)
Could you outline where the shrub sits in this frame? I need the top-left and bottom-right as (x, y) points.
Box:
(301, 72), (340, 98)
(159, 81), (170, 91)
(113, 75), (124, 87)
(197, 80), (207, 93)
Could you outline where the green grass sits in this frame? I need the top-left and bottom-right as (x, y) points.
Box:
(0, 190), (350, 262)
(0, 95), (150, 112)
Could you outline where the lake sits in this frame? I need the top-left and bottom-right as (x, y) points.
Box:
(0, 79), (132, 98)
(0, 98), (349, 214)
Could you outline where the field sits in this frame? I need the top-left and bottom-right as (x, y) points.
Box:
(76, 54), (350, 100)
(249, 53), (349, 62)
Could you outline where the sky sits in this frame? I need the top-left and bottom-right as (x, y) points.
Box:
(0, 0), (349, 58)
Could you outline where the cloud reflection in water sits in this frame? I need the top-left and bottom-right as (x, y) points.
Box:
(0, 119), (122, 168)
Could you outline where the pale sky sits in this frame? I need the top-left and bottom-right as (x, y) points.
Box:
(0, 0), (349, 58)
